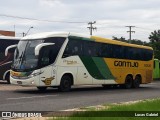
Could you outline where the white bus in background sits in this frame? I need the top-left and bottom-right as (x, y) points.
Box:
(0, 36), (19, 83)
(5, 32), (153, 91)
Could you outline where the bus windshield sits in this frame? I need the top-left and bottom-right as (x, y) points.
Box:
(12, 40), (44, 71)
(12, 37), (66, 72)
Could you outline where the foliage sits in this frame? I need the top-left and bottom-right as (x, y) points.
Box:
(150, 42), (160, 59)
(112, 36), (127, 42)
(147, 30), (160, 59)
(149, 30), (160, 43)
(112, 36), (146, 45)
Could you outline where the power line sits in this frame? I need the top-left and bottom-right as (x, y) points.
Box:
(87, 21), (97, 35)
(0, 14), (87, 24)
(135, 26), (153, 31)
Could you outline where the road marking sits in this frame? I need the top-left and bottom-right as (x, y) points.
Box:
(7, 94), (58, 100)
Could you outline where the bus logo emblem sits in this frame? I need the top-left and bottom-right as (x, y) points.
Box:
(42, 77), (54, 85)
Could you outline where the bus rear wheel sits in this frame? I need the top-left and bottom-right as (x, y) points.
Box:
(132, 76), (141, 88)
(124, 75), (133, 89)
(58, 75), (72, 92)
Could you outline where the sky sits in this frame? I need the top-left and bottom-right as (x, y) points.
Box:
(0, 0), (160, 42)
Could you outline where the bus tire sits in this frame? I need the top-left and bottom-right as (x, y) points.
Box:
(124, 75), (133, 89)
(37, 87), (47, 91)
(132, 76), (141, 88)
(58, 75), (72, 92)
(5, 72), (10, 84)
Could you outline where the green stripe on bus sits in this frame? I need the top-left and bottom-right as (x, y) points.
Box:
(79, 56), (105, 79)
(92, 57), (115, 79)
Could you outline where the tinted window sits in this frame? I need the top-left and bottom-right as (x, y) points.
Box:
(101, 44), (109, 57)
(62, 37), (153, 61)
(38, 37), (65, 67)
(84, 41), (101, 57)
(63, 39), (83, 57)
(45, 37), (65, 61)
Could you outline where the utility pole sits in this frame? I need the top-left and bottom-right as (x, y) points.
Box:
(126, 26), (135, 43)
(87, 21), (97, 35)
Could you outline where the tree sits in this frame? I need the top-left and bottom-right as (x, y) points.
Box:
(149, 42), (160, 59)
(112, 36), (127, 42)
(112, 36), (145, 45)
(148, 30), (160, 59)
(149, 30), (160, 43)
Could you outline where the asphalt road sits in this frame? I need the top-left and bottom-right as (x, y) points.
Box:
(0, 80), (160, 111)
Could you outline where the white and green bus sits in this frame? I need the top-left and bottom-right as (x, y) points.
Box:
(5, 32), (153, 91)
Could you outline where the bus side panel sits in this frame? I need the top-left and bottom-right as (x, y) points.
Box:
(104, 58), (153, 84)
(56, 56), (80, 85)
(103, 58), (133, 84)
(145, 70), (153, 83)
(56, 66), (78, 85)
(76, 66), (93, 85)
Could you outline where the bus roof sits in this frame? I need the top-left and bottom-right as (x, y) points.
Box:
(91, 36), (153, 50)
(22, 32), (90, 40)
(21, 32), (152, 50)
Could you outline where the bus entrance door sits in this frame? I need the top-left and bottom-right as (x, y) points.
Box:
(39, 48), (55, 86)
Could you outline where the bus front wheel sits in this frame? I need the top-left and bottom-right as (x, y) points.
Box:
(124, 75), (133, 89)
(58, 75), (72, 92)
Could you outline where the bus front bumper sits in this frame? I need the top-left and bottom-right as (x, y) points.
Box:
(10, 76), (39, 86)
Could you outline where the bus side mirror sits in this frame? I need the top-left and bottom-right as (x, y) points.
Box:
(5, 44), (17, 56)
(35, 43), (55, 56)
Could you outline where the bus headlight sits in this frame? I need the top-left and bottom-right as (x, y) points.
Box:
(29, 72), (43, 78)
(31, 81), (34, 84)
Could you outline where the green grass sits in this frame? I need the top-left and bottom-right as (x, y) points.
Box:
(50, 98), (160, 120)
(105, 99), (160, 111)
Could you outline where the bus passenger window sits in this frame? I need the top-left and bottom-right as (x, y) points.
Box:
(63, 39), (83, 57)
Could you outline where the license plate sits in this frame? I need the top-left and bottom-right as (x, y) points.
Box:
(17, 81), (22, 84)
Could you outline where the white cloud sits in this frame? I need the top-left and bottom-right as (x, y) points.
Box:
(39, 0), (63, 7)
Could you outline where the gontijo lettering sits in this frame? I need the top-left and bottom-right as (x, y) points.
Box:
(114, 61), (139, 67)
